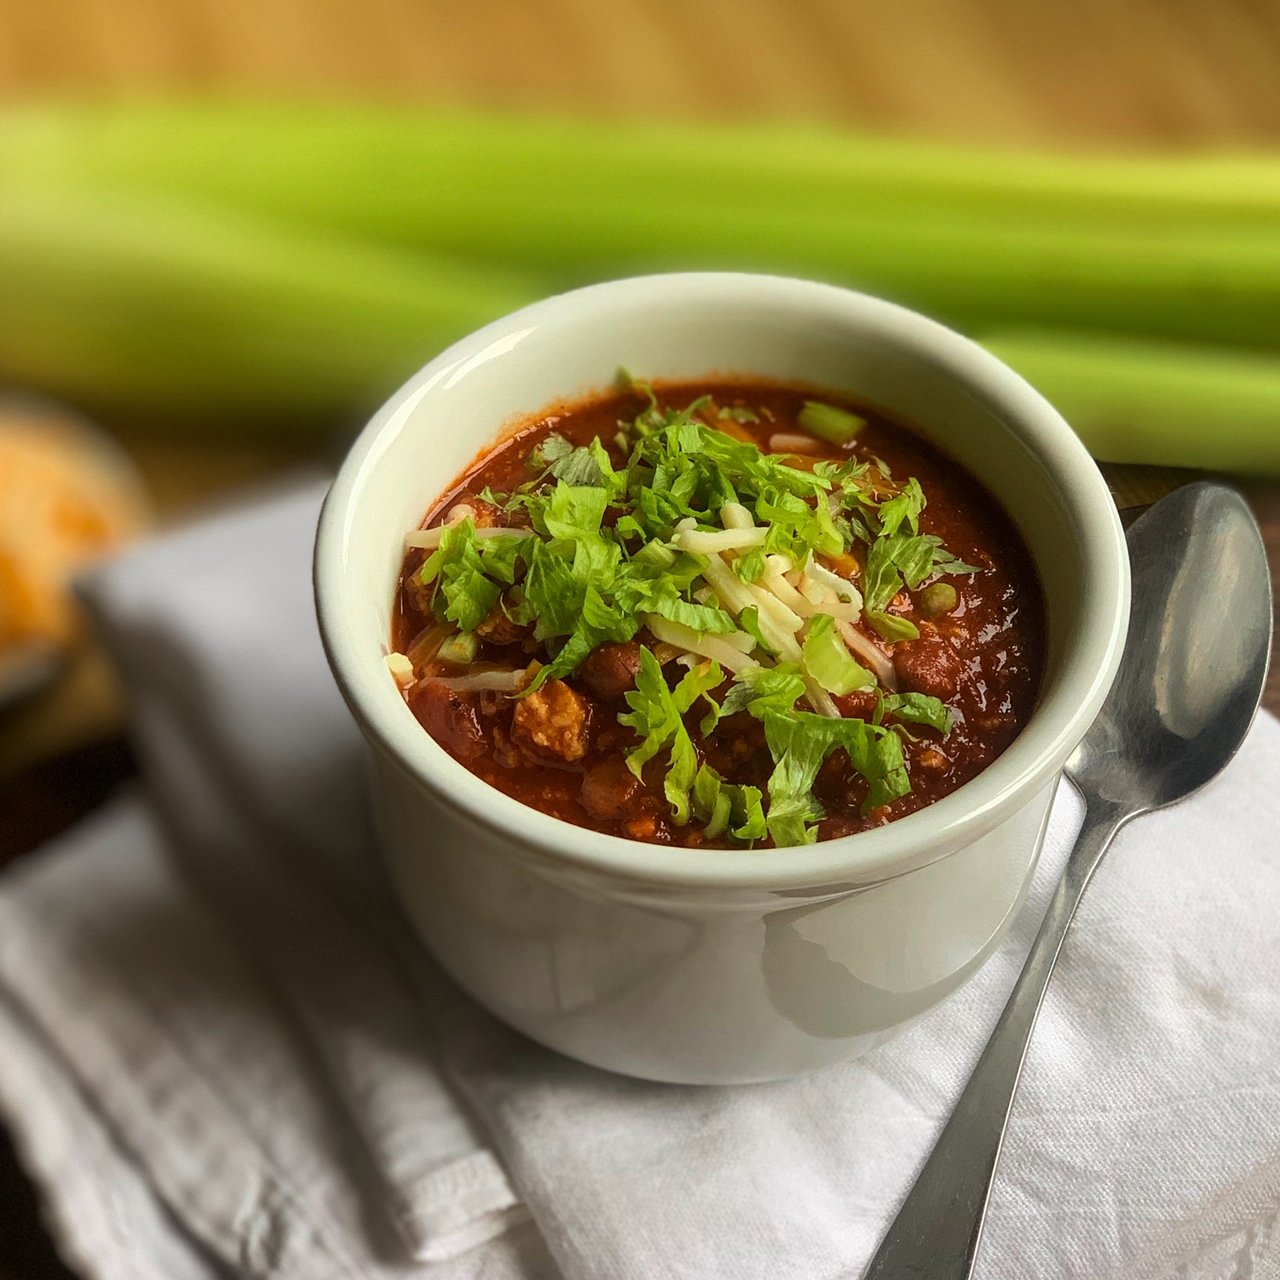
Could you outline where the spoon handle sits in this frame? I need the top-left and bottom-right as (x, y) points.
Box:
(863, 794), (1128, 1280)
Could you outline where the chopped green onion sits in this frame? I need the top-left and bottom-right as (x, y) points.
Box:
(437, 632), (479, 664)
(798, 401), (866, 446)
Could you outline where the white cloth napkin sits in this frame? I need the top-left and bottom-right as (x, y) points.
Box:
(1, 479), (1278, 1280)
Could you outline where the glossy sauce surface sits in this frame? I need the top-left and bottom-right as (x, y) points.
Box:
(394, 381), (1044, 846)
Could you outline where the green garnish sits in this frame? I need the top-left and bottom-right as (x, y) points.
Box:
(875, 478), (926, 537)
(620, 650), (724, 825)
(761, 709), (910, 844)
(713, 663), (807, 726)
(734, 548), (766, 583)
(633, 539), (676, 569)
(802, 613), (876, 694)
(529, 432), (574, 470)
(798, 400), (867, 446)
(880, 691), (954, 736)
(862, 533), (981, 613)
(692, 764), (766, 842)
(418, 519), (503, 632)
(736, 605), (778, 657)
(865, 610), (921, 643)
(415, 385), (982, 844)
(437, 631), (479, 665)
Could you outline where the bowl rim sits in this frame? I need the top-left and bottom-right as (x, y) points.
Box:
(315, 271), (1129, 892)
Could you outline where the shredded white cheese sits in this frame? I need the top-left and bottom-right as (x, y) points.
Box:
(768, 432), (820, 454)
(699, 552), (761, 615)
(720, 629), (758, 655)
(745, 581), (805, 640)
(805, 558), (864, 611)
(803, 677), (842, 718)
(643, 615), (760, 674)
(698, 552), (804, 660)
(761, 556), (820, 617)
(674, 526), (768, 555)
(425, 669), (524, 693)
(798, 574), (862, 623)
(836, 619), (898, 691)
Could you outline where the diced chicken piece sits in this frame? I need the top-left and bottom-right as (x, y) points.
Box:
(580, 756), (648, 821)
(623, 814), (662, 842)
(409, 681), (485, 763)
(475, 602), (527, 645)
(576, 642), (643, 701)
(512, 679), (590, 762)
(893, 633), (965, 701)
(403, 561), (434, 615)
(833, 689), (878, 721)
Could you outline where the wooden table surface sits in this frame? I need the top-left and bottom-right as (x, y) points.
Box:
(1, 1), (1278, 1276)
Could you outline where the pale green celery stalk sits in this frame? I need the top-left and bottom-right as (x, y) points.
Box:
(982, 331), (1280, 475)
(5, 102), (1280, 231)
(4, 103), (1280, 349)
(0, 192), (543, 424)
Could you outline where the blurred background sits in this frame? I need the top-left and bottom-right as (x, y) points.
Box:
(1, 2), (1279, 1272)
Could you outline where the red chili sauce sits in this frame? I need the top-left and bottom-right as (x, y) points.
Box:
(391, 380), (1044, 848)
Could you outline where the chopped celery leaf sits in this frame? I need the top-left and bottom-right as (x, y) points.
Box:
(880, 691), (954, 736)
(529, 432), (574, 469)
(761, 708), (912, 843)
(716, 663), (807, 723)
(802, 614), (875, 694)
(865, 610), (920, 643)
(619, 650), (724, 824)
(418, 519), (503, 632)
(692, 764), (766, 842)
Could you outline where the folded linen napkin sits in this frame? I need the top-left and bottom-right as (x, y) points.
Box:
(1, 479), (1278, 1280)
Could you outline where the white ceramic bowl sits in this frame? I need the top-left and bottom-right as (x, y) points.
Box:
(315, 273), (1129, 1085)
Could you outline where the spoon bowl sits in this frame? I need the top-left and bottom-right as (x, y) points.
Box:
(1069, 482), (1273, 814)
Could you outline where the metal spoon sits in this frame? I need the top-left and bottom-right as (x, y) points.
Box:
(865, 481), (1273, 1280)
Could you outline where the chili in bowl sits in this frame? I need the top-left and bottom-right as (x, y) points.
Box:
(389, 378), (1044, 850)
(315, 273), (1128, 1084)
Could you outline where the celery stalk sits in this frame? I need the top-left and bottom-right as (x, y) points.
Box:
(0, 192), (543, 423)
(5, 102), (1279, 231)
(3, 103), (1280, 349)
(982, 331), (1280, 476)
(3, 103), (1280, 469)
